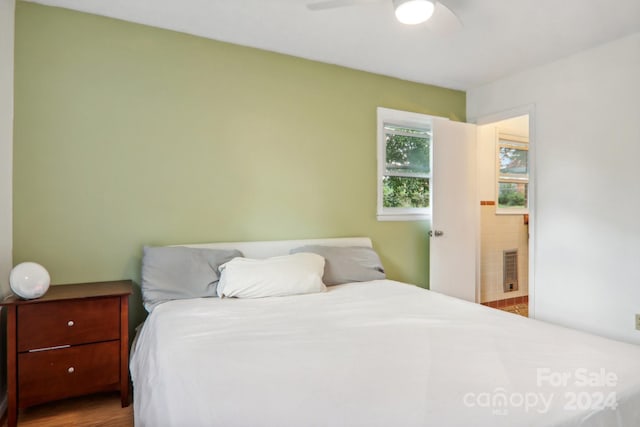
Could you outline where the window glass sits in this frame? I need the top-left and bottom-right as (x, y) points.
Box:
(498, 182), (528, 209)
(377, 108), (433, 220)
(497, 135), (529, 213)
(499, 146), (528, 176)
(383, 176), (429, 208)
(384, 125), (431, 175)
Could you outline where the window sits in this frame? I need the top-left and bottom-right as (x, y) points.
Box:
(377, 108), (432, 221)
(497, 133), (529, 213)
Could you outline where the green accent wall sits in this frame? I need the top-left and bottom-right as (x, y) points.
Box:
(13, 2), (465, 326)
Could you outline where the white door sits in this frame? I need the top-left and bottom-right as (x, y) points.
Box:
(429, 118), (477, 302)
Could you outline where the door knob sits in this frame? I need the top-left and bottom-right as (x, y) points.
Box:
(429, 230), (444, 237)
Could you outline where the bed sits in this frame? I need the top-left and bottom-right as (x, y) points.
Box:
(130, 237), (640, 427)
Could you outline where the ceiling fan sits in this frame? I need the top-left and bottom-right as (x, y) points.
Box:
(307, 0), (462, 33)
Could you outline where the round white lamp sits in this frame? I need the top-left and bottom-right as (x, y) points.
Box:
(9, 262), (51, 299)
(394, 0), (435, 25)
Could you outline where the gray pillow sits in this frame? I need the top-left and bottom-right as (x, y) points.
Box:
(141, 246), (243, 312)
(290, 245), (385, 286)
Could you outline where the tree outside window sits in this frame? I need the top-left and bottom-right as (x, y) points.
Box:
(497, 135), (529, 212)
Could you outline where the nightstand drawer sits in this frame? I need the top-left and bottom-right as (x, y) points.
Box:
(17, 297), (120, 352)
(18, 340), (120, 407)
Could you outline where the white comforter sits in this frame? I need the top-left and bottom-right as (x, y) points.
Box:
(131, 280), (640, 427)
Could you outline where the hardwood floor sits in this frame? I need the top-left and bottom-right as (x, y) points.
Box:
(2, 392), (133, 427)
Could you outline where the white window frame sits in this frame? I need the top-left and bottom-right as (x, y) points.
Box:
(377, 107), (434, 221)
(496, 132), (529, 215)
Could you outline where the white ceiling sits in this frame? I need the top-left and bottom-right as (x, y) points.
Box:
(26, 0), (640, 90)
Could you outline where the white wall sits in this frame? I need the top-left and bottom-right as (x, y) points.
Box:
(480, 210), (529, 303)
(0, 0), (14, 296)
(468, 33), (640, 344)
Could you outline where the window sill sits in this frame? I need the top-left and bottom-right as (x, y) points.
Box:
(496, 209), (529, 215)
(377, 213), (431, 222)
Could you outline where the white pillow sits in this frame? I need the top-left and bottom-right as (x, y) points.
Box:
(217, 253), (327, 298)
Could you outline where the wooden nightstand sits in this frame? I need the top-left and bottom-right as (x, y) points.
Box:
(1, 280), (132, 427)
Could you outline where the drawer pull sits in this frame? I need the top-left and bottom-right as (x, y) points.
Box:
(67, 320), (75, 327)
(67, 367), (75, 374)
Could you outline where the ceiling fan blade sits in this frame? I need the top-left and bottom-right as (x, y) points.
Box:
(428, 2), (463, 36)
(307, 0), (380, 11)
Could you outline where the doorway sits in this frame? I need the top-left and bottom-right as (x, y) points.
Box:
(476, 114), (532, 317)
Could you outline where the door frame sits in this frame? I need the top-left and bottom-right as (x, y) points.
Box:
(474, 104), (537, 318)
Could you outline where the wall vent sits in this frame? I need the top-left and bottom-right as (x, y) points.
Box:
(503, 249), (518, 292)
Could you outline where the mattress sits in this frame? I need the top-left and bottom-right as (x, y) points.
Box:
(130, 280), (640, 427)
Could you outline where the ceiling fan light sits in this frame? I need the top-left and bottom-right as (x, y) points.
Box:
(394, 0), (435, 25)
